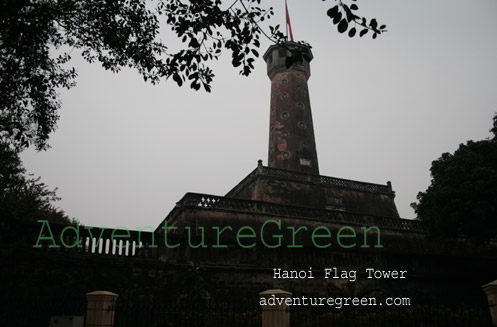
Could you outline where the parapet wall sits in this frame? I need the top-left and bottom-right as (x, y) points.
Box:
(226, 166), (400, 218)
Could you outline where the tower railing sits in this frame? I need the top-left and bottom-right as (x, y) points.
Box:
(166, 192), (422, 233)
(259, 166), (393, 194)
(226, 165), (395, 198)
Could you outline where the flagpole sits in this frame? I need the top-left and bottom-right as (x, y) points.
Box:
(285, 0), (288, 41)
(285, 0), (294, 42)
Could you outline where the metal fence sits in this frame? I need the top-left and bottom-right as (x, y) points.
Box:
(114, 298), (261, 327)
(113, 298), (490, 327)
(290, 305), (491, 327)
(0, 296), (490, 327)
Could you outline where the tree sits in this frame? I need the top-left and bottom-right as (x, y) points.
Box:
(0, 142), (69, 224)
(411, 114), (497, 244)
(0, 0), (385, 151)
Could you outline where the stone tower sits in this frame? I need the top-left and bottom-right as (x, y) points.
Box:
(263, 42), (319, 175)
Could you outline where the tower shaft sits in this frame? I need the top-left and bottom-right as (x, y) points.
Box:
(263, 43), (319, 175)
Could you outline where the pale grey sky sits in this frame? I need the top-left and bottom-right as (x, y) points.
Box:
(21, 0), (497, 229)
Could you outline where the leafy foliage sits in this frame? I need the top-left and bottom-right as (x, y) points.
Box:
(0, 0), (276, 150)
(0, 142), (69, 224)
(412, 115), (497, 243)
(1, 0), (385, 151)
(325, 0), (387, 39)
(177, 261), (211, 304)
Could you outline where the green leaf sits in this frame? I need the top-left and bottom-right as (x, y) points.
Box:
(189, 38), (199, 48)
(342, 4), (353, 22)
(348, 27), (356, 38)
(370, 19), (378, 30)
(359, 29), (368, 37)
(190, 81), (200, 90)
(337, 19), (348, 33)
(350, 4), (358, 10)
(172, 73), (183, 87)
(327, 5), (339, 18)
(333, 12), (342, 25)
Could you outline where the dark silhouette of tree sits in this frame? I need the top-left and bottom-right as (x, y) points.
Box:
(0, 0), (385, 151)
(0, 142), (69, 224)
(326, 0), (387, 39)
(412, 114), (497, 244)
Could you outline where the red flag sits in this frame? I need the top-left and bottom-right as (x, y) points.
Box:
(285, 0), (294, 41)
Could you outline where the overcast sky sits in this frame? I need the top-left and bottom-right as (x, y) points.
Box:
(21, 0), (497, 229)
